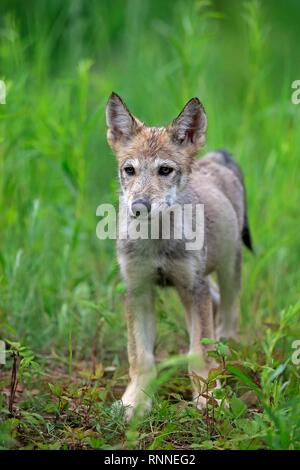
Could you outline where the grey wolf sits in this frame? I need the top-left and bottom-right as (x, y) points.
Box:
(106, 92), (253, 420)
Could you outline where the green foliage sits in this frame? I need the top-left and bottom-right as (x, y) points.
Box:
(0, 0), (300, 450)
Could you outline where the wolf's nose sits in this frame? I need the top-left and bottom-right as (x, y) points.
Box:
(131, 198), (151, 217)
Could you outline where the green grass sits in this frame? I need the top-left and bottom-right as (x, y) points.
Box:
(0, 0), (300, 450)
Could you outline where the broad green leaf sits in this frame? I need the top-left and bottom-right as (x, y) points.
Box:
(230, 396), (247, 418)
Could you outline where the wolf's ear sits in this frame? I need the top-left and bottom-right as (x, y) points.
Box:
(106, 92), (141, 148)
(169, 98), (207, 153)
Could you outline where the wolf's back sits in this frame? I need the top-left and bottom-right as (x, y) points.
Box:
(200, 148), (253, 252)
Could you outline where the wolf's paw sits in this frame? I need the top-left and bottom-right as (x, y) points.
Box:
(215, 326), (239, 342)
(119, 378), (154, 421)
(191, 377), (223, 410)
(193, 392), (221, 410)
(110, 399), (138, 422)
(120, 397), (152, 422)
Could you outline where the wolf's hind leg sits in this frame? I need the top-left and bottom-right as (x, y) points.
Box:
(178, 280), (217, 409)
(216, 247), (241, 340)
(207, 276), (220, 332)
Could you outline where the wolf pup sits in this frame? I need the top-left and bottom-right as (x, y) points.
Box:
(106, 92), (253, 420)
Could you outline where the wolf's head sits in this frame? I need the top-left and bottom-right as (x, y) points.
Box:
(106, 93), (207, 218)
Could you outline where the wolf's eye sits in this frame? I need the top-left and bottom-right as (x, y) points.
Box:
(124, 166), (135, 176)
(159, 166), (174, 176)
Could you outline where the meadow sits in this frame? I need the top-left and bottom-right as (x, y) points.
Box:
(0, 0), (300, 450)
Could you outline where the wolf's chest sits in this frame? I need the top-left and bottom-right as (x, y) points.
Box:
(120, 237), (201, 289)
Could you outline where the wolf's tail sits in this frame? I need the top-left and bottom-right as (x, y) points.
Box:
(215, 149), (254, 252)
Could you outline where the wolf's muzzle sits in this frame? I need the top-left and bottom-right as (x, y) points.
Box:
(131, 198), (151, 218)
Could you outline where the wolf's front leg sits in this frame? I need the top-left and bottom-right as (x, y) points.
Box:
(121, 287), (156, 420)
